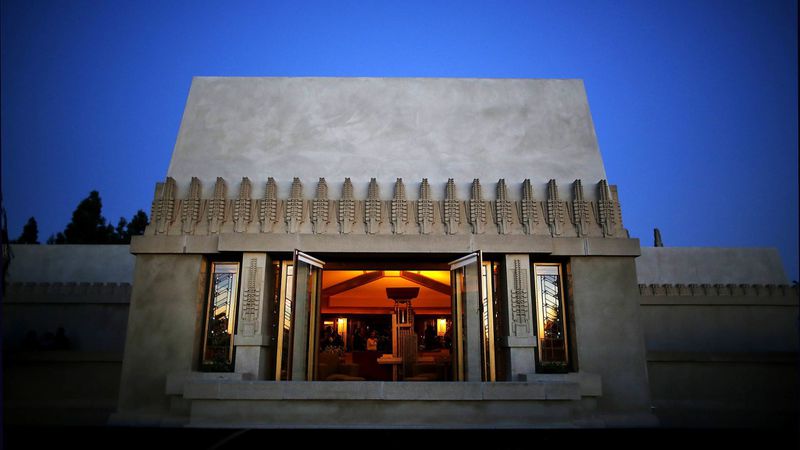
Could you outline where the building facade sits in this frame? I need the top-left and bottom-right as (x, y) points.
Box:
(8, 77), (794, 430)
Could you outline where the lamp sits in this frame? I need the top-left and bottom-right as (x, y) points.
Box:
(437, 318), (447, 337)
(386, 287), (419, 324)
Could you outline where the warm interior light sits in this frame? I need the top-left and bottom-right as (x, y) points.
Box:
(437, 318), (447, 336)
(337, 318), (347, 335)
(384, 270), (401, 277)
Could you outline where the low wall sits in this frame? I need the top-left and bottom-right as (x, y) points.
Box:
(3, 245), (134, 426)
(639, 282), (799, 428)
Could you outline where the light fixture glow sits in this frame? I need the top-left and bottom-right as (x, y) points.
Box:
(437, 318), (447, 336)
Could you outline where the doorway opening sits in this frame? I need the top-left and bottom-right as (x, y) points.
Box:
(317, 269), (454, 381)
(274, 252), (495, 382)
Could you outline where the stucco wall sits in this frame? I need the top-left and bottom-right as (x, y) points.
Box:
(636, 247), (788, 285)
(6, 244), (135, 283)
(570, 256), (653, 415)
(116, 254), (206, 420)
(639, 282), (799, 428)
(167, 77), (608, 201)
(3, 245), (135, 426)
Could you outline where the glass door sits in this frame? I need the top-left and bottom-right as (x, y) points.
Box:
(281, 250), (325, 381)
(449, 251), (487, 381)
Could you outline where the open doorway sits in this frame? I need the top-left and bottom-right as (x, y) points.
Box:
(316, 270), (453, 381)
(274, 252), (495, 382)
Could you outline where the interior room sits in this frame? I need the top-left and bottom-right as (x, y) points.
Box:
(315, 269), (453, 381)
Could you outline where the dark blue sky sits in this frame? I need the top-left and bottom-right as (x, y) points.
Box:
(2, 0), (797, 279)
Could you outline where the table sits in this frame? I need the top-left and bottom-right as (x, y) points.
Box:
(377, 355), (403, 381)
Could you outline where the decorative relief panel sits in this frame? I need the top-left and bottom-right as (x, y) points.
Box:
(391, 178), (408, 235)
(597, 180), (617, 238)
(338, 178), (356, 234)
(144, 176), (630, 239)
(505, 256), (532, 337)
(468, 179), (487, 234)
(180, 177), (202, 234)
(365, 178), (382, 234)
(286, 177), (304, 234)
(520, 179), (539, 235)
(570, 179), (590, 237)
(233, 177), (252, 233)
(417, 178), (434, 235)
(237, 253), (269, 339)
(207, 177), (227, 234)
(151, 177), (176, 235)
(259, 178), (278, 233)
(443, 178), (460, 235)
(311, 178), (330, 234)
(241, 257), (261, 324)
(546, 179), (566, 237)
(495, 179), (514, 235)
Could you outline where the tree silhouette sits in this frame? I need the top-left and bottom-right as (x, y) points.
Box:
(48, 191), (149, 244)
(15, 217), (39, 244)
(124, 210), (149, 240)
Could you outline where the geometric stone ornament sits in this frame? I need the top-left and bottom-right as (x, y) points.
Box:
(443, 178), (460, 235)
(495, 179), (514, 235)
(207, 177), (227, 234)
(468, 178), (486, 234)
(597, 179), (616, 237)
(142, 177), (629, 239)
(259, 177), (279, 233)
(417, 178), (434, 235)
(338, 178), (356, 234)
(609, 184), (625, 236)
(311, 178), (330, 234)
(233, 177), (253, 233)
(365, 178), (382, 235)
(234, 252), (272, 380)
(520, 179), (539, 235)
(546, 179), (566, 237)
(508, 256), (532, 337)
(151, 177), (176, 235)
(240, 256), (262, 328)
(286, 177), (304, 234)
(181, 177), (202, 234)
(570, 179), (590, 237)
(390, 178), (408, 235)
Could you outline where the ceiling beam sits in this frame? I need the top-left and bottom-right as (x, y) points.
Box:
(400, 271), (451, 296)
(322, 271), (384, 297)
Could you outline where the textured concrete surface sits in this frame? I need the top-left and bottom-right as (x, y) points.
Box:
(636, 247), (789, 285)
(570, 257), (653, 414)
(168, 77), (607, 200)
(7, 244), (135, 283)
(116, 254), (206, 416)
(131, 233), (642, 256)
(640, 283), (799, 428)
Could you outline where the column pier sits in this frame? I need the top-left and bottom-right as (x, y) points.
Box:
(234, 252), (274, 379)
(500, 254), (538, 380)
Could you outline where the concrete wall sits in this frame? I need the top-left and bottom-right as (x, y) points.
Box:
(167, 77), (607, 200)
(6, 244), (135, 283)
(639, 283), (799, 428)
(636, 247), (788, 285)
(115, 254), (206, 424)
(3, 244), (134, 426)
(570, 257), (653, 419)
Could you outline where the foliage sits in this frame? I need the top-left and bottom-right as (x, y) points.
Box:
(15, 217), (39, 244)
(47, 191), (149, 244)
